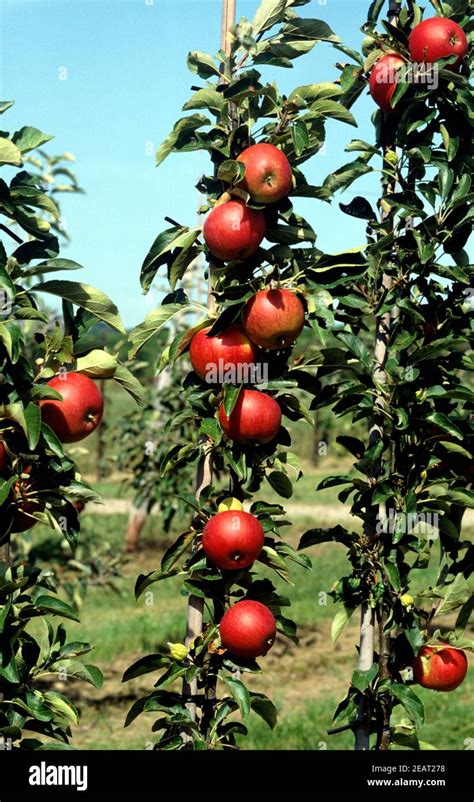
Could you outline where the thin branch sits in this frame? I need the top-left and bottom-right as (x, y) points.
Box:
(0, 224), (23, 245)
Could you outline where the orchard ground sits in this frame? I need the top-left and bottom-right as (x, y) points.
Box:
(29, 383), (473, 751)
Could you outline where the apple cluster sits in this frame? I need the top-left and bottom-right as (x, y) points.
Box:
(0, 372), (103, 532)
(369, 16), (469, 113)
(187, 142), (308, 658)
(189, 143), (306, 447)
(202, 503), (275, 658)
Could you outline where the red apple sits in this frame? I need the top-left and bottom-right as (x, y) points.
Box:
(189, 324), (259, 383)
(40, 373), (104, 444)
(202, 510), (264, 570)
(413, 643), (468, 691)
(242, 288), (305, 350)
(220, 600), (276, 658)
(0, 440), (8, 475)
(203, 199), (266, 261)
(409, 17), (468, 68)
(218, 389), (281, 445)
(236, 143), (292, 204)
(369, 53), (406, 113)
(11, 480), (45, 533)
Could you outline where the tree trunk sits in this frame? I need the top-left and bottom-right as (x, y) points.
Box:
(181, 0), (236, 742)
(125, 502), (148, 553)
(354, 0), (401, 751)
(124, 366), (172, 552)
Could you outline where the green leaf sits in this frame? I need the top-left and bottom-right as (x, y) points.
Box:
(434, 575), (471, 618)
(32, 280), (125, 334)
(367, 0), (385, 24)
(48, 660), (103, 688)
(331, 606), (355, 643)
(309, 99), (356, 126)
(259, 545), (292, 583)
(22, 258), (83, 277)
(12, 126), (53, 154)
(75, 349), (117, 379)
(336, 435), (365, 458)
(123, 654), (169, 682)
(289, 83), (343, 104)
(135, 569), (181, 599)
(352, 664), (377, 692)
(141, 226), (200, 293)
(284, 17), (340, 43)
(24, 402), (42, 450)
(217, 159), (246, 185)
(182, 88), (224, 114)
(299, 525), (355, 550)
(223, 678), (251, 719)
(113, 363), (146, 407)
(222, 383), (242, 418)
(0, 137), (22, 166)
(336, 331), (371, 370)
(128, 305), (192, 359)
(41, 422), (64, 458)
(424, 412), (463, 441)
(323, 158), (373, 195)
(156, 114), (211, 166)
(43, 692), (79, 726)
(266, 471), (293, 499)
(249, 692), (277, 729)
(35, 596), (80, 623)
(339, 197), (375, 221)
(292, 120), (309, 157)
(187, 52), (222, 79)
(0, 101), (14, 115)
(161, 530), (195, 573)
(251, 0), (287, 36)
(389, 683), (424, 729)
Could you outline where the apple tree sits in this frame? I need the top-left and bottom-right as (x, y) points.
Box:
(299, 0), (473, 750)
(0, 105), (142, 748)
(123, 0), (366, 748)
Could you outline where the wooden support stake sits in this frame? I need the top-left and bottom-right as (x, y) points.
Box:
(354, 0), (401, 752)
(181, 0), (236, 737)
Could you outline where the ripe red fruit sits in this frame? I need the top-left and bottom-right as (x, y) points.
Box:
(202, 510), (264, 570)
(409, 17), (468, 68)
(189, 324), (259, 383)
(11, 481), (45, 533)
(203, 199), (266, 261)
(369, 53), (406, 113)
(242, 288), (305, 350)
(218, 389), (281, 445)
(236, 143), (292, 204)
(40, 373), (104, 444)
(220, 600), (276, 658)
(0, 440), (8, 475)
(413, 643), (468, 691)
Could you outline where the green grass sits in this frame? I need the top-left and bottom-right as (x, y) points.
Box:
(25, 509), (473, 751)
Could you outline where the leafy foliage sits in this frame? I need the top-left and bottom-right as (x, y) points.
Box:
(299, 0), (473, 748)
(0, 103), (132, 747)
(124, 0), (357, 749)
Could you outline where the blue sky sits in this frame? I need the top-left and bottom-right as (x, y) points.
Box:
(1, 0), (382, 328)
